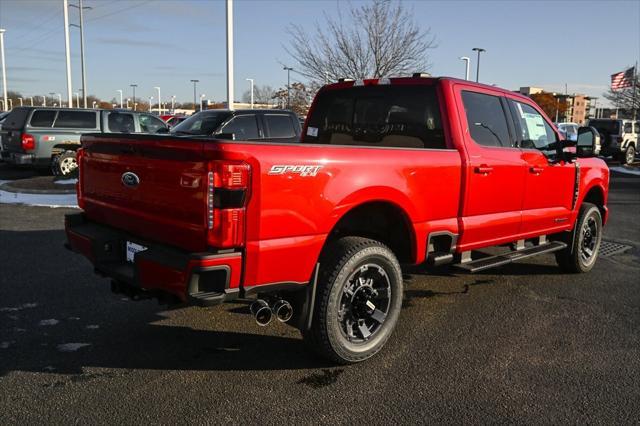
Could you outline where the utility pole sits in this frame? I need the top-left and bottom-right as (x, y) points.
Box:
(283, 66), (293, 109)
(70, 0), (90, 108)
(245, 78), (254, 109)
(472, 48), (485, 83)
(130, 84), (137, 110)
(117, 89), (123, 109)
(190, 79), (199, 111)
(63, 0), (73, 107)
(226, 0), (234, 110)
(459, 56), (470, 81)
(0, 29), (7, 111)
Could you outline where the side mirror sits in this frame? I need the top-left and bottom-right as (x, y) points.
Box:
(215, 132), (235, 140)
(576, 126), (601, 158)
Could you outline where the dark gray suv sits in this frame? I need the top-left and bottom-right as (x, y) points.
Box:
(0, 107), (168, 176)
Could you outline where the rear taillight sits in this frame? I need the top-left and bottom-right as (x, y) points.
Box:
(76, 148), (85, 209)
(207, 161), (251, 248)
(21, 133), (35, 151)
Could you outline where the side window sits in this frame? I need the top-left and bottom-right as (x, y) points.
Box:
(461, 91), (512, 147)
(29, 110), (57, 127)
(53, 111), (97, 129)
(107, 112), (135, 133)
(623, 122), (633, 134)
(264, 114), (295, 139)
(219, 115), (259, 139)
(512, 101), (557, 156)
(139, 114), (166, 133)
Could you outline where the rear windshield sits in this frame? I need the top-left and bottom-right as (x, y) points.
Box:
(588, 119), (620, 135)
(30, 110), (57, 127)
(171, 111), (232, 136)
(1, 107), (31, 130)
(53, 111), (97, 129)
(303, 85), (446, 149)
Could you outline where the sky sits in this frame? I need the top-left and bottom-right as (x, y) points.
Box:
(0, 0), (638, 107)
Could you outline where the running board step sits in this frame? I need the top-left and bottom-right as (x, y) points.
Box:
(453, 241), (567, 273)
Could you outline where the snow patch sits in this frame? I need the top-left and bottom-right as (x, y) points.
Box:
(39, 319), (60, 326)
(54, 178), (78, 185)
(57, 343), (91, 352)
(610, 166), (640, 176)
(0, 341), (14, 349)
(0, 302), (39, 312)
(0, 188), (78, 208)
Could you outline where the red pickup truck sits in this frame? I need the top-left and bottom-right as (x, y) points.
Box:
(65, 76), (609, 364)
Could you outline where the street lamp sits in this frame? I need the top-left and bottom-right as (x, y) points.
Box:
(200, 94), (206, 111)
(190, 79), (199, 111)
(17, 97), (22, 106)
(459, 56), (470, 81)
(0, 29), (6, 111)
(245, 78), (254, 109)
(74, 92), (80, 107)
(56, 93), (62, 107)
(116, 89), (123, 109)
(28, 96), (33, 106)
(148, 96), (153, 112)
(171, 95), (176, 112)
(130, 84), (137, 110)
(154, 86), (161, 115)
(92, 101), (97, 108)
(283, 66), (293, 109)
(41, 95), (46, 106)
(126, 98), (130, 109)
(472, 48), (486, 83)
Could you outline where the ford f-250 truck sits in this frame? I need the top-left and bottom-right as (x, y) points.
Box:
(65, 75), (609, 364)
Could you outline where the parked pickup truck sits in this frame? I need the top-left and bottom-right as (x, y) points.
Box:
(0, 107), (169, 176)
(65, 75), (609, 364)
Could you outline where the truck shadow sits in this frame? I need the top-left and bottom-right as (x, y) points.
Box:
(0, 229), (332, 377)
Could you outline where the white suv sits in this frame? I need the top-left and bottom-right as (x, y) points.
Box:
(588, 119), (638, 165)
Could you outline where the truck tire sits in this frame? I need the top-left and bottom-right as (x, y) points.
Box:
(555, 203), (602, 273)
(303, 237), (403, 364)
(52, 150), (78, 177)
(623, 145), (636, 165)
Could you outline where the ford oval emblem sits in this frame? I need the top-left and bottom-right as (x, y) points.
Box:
(121, 172), (140, 188)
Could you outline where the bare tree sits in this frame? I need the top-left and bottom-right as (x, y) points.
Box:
(286, 0), (436, 84)
(242, 85), (276, 106)
(603, 80), (639, 112)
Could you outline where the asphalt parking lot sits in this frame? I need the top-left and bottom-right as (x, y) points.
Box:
(1, 166), (639, 424)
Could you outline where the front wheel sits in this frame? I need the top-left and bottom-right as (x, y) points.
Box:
(303, 237), (403, 364)
(623, 145), (636, 165)
(555, 203), (602, 273)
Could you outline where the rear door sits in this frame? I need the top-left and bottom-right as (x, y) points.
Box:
(508, 98), (576, 235)
(455, 87), (526, 249)
(262, 113), (300, 142)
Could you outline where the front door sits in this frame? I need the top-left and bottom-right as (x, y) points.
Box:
(508, 99), (575, 236)
(456, 88), (526, 250)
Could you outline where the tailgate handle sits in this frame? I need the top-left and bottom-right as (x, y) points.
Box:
(180, 174), (201, 189)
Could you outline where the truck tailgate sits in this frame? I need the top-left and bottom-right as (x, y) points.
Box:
(80, 134), (210, 252)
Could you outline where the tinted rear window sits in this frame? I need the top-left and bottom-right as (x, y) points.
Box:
(107, 112), (135, 133)
(588, 120), (620, 134)
(461, 91), (511, 147)
(303, 85), (445, 149)
(30, 110), (57, 127)
(171, 111), (231, 135)
(265, 114), (296, 139)
(1, 108), (31, 130)
(53, 111), (97, 129)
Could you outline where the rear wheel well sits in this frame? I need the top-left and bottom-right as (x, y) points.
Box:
(325, 202), (414, 264)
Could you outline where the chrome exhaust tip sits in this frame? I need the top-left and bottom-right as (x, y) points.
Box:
(250, 299), (272, 326)
(272, 299), (293, 323)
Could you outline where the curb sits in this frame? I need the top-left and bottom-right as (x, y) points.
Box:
(0, 182), (76, 195)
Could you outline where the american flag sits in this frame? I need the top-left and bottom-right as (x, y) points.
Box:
(611, 67), (635, 90)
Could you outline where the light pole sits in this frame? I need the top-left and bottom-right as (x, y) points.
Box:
(74, 92), (79, 107)
(29, 97), (33, 106)
(459, 56), (470, 81)
(92, 101), (97, 109)
(283, 66), (293, 109)
(130, 84), (137, 110)
(200, 94), (206, 111)
(154, 86), (161, 115)
(190, 79), (199, 111)
(116, 89), (123, 109)
(226, 0), (234, 111)
(0, 29), (7, 111)
(126, 98), (130, 109)
(245, 78), (254, 109)
(56, 93), (62, 106)
(472, 48), (485, 83)
(148, 96), (153, 112)
(171, 95), (176, 112)
(63, 0), (73, 107)
(18, 97), (23, 106)
(41, 95), (46, 106)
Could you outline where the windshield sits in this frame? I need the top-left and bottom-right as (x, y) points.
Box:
(588, 119), (620, 135)
(170, 111), (231, 136)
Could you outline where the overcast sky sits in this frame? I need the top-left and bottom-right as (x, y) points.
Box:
(0, 0), (638, 106)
